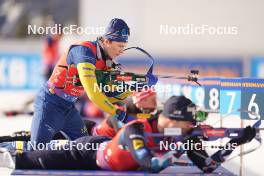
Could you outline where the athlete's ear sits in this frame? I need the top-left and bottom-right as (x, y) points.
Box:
(102, 38), (112, 47)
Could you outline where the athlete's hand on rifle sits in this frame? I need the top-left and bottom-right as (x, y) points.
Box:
(230, 126), (256, 145)
(185, 136), (219, 173)
(114, 109), (137, 124)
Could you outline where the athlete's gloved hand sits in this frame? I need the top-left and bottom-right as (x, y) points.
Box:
(151, 151), (176, 173)
(187, 147), (219, 173)
(114, 109), (126, 122)
(114, 109), (137, 123)
(146, 71), (158, 87)
(230, 126), (256, 145)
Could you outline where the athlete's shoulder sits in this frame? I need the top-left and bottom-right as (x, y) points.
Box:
(67, 43), (97, 65)
(71, 40), (97, 49)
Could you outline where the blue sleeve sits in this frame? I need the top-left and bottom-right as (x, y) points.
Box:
(67, 45), (96, 65)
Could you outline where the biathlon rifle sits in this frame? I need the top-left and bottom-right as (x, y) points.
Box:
(96, 47), (201, 86)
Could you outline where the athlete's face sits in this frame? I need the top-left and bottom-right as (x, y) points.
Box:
(103, 39), (127, 59)
(157, 114), (194, 135)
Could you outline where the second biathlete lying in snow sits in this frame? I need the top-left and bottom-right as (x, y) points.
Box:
(0, 96), (256, 173)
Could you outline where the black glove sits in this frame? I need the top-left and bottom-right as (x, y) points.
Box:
(114, 109), (127, 122)
(185, 136), (219, 173)
(185, 136), (207, 171)
(230, 126), (256, 146)
(114, 109), (137, 123)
